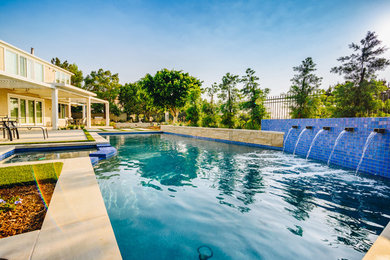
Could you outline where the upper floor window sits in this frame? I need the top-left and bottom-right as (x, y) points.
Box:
(55, 71), (61, 83)
(34, 62), (43, 82)
(27, 59), (34, 80)
(55, 71), (71, 84)
(5, 50), (18, 75)
(19, 56), (27, 77)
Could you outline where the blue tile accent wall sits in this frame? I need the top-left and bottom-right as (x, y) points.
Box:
(261, 117), (390, 178)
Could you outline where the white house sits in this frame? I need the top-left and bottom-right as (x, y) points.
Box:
(0, 40), (109, 129)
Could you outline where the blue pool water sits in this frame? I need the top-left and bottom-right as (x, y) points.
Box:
(94, 134), (390, 260)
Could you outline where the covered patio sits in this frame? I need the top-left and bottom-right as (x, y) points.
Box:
(0, 73), (109, 130)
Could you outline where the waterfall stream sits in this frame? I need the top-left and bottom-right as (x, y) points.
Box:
(327, 130), (347, 165)
(283, 128), (293, 152)
(293, 128), (307, 156)
(356, 132), (377, 173)
(306, 129), (324, 159)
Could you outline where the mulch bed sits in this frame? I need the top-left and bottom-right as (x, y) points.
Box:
(0, 182), (56, 238)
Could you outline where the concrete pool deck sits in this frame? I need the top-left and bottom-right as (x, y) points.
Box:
(0, 157), (122, 259)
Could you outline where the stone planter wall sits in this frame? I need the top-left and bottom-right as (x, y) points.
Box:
(161, 125), (284, 148)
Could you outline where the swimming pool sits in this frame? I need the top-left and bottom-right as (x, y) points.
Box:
(95, 134), (390, 259)
(2, 148), (97, 164)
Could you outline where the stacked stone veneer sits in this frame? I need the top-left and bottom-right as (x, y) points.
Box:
(261, 117), (390, 178)
(161, 125), (284, 148)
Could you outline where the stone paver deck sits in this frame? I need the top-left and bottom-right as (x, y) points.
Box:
(0, 130), (87, 144)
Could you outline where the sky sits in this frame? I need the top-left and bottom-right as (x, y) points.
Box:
(1, 0), (390, 95)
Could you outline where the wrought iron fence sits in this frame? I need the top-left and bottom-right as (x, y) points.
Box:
(264, 88), (390, 119)
(264, 94), (294, 119)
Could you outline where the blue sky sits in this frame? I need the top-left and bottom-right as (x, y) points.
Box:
(1, 0), (390, 95)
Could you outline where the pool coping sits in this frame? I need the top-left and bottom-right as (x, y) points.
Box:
(0, 157), (122, 259)
(364, 221), (390, 259)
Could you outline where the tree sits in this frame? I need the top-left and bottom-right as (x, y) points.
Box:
(141, 69), (202, 123)
(201, 99), (219, 127)
(240, 68), (269, 129)
(205, 83), (219, 105)
(330, 31), (390, 117)
(84, 69), (121, 114)
(185, 86), (202, 126)
(119, 82), (155, 122)
(288, 57), (322, 118)
(331, 31), (390, 84)
(218, 73), (240, 128)
(51, 57), (83, 88)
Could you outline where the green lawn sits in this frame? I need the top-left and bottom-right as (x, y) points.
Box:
(0, 162), (63, 187)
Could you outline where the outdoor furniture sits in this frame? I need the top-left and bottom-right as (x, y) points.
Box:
(0, 118), (19, 141)
(0, 117), (48, 140)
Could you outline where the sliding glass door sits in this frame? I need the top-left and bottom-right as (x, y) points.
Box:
(8, 95), (44, 125)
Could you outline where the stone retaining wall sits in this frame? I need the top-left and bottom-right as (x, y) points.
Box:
(161, 125), (284, 148)
(115, 122), (154, 128)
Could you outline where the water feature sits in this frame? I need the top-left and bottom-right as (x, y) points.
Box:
(327, 130), (347, 166)
(306, 129), (324, 159)
(293, 128), (307, 156)
(356, 132), (378, 173)
(94, 134), (390, 259)
(283, 128), (293, 152)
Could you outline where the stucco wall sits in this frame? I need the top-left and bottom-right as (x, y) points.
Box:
(0, 46), (4, 71)
(161, 125), (284, 148)
(44, 65), (56, 83)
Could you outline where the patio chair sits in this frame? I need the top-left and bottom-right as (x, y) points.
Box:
(2, 118), (48, 140)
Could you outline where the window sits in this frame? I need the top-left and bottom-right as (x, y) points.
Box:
(65, 74), (70, 84)
(36, 101), (42, 124)
(20, 99), (26, 123)
(19, 56), (27, 77)
(28, 100), (35, 124)
(8, 95), (44, 125)
(9, 98), (18, 119)
(5, 50), (18, 75)
(58, 104), (67, 119)
(55, 71), (61, 83)
(27, 59), (34, 80)
(34, 62), (43, 82)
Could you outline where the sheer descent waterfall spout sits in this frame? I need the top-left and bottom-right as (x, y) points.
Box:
(306, 129), (324, 159)
(293, 128), (307, 156)
(356, 132), (378, 173)
(327, 130), (347, 165)
(283, 128), (293, 152)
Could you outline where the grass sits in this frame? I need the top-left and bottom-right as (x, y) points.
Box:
(83, 129), (95, 141)
(0, 162), (63, 187)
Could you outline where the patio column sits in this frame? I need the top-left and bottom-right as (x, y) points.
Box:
(68, 102), (72, 119)
(86, 97), (91, 128)
(51, 88), (59, 130)
(82, 105), (86, 120)
(105, 101), (110, 126)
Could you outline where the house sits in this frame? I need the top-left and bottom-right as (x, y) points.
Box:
(0, 40), (109, 129)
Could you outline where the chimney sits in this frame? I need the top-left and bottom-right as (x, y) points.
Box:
(30, 48), (34, 55)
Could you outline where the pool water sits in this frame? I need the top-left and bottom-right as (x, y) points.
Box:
(95, 134), (390, 260)
(3, 148), (97, 164)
